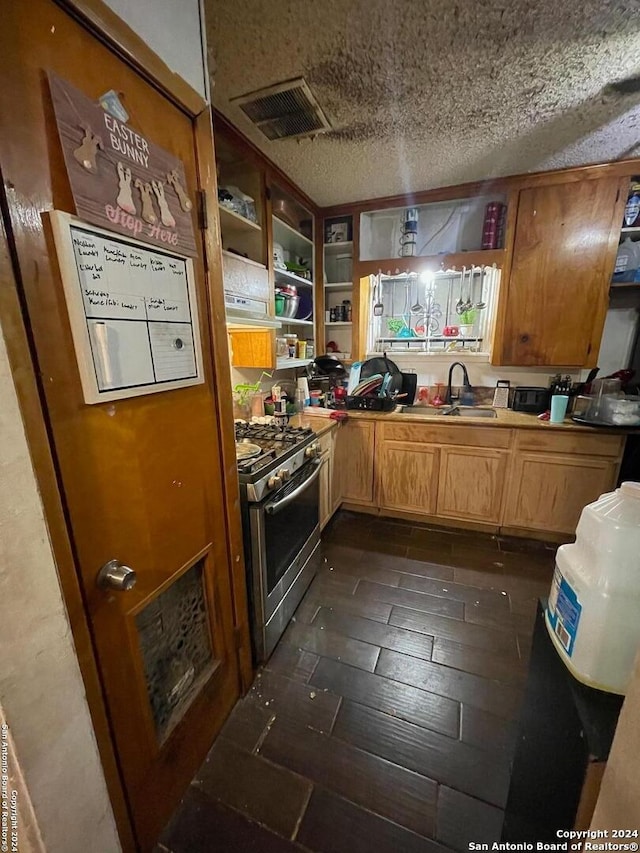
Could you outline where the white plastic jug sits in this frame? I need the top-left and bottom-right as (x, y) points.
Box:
(545, 481), (640, 694)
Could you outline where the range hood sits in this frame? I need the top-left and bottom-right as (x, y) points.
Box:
(225, 292), (282, 329)
(222, 250), (281, 328)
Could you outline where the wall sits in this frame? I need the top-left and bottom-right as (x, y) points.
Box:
(102, 0), (209, 99)
(590, 649), (640, 829)
(383, 353), (582, 395)
(0, 322), (120, 853)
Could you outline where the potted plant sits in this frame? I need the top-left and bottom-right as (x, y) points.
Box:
(458, 308), (478, 337)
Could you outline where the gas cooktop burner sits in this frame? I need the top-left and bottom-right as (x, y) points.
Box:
(234, 421), (318, 491)
(234, 422), (314, 445)
(236, 441), (262, 461)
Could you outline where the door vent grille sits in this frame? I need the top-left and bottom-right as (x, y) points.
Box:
(231, 77), (331, 141)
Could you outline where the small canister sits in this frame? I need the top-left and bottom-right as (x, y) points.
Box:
(284, 333), (297, 357)
(296, 339), (307, 359)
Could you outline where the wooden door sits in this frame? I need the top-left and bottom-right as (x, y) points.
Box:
(379, 440), (439, 515)
(0, 3), (242, 848)
(436, 447), (508, 523)
(495, 178), (625, 366)
(333, 420), (376, 505)
(503, 453), (618, 534)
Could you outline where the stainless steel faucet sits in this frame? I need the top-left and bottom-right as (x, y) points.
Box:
(446, 362), (473, 404)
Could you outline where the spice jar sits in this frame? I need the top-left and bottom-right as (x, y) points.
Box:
(284, 333), (297, 357)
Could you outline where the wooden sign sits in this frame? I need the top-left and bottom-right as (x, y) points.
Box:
(48, 71), (197, 257)
(48, 211), (204, 404)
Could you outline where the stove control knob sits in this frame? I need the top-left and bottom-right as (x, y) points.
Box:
(267, 475), (282, 490)
(277, 468), (291, 482)
(305, 443), (319, 459)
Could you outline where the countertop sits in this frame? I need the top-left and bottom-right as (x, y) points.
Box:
(289, 414), (338, 437)
(340, 406), (632, 434)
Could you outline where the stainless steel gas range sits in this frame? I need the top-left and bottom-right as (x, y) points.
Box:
(235, 421), (322, 661)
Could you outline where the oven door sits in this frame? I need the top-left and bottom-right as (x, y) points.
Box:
(247, 458), (322, 660)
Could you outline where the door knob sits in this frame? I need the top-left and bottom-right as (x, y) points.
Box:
(97, 559), (137, 591)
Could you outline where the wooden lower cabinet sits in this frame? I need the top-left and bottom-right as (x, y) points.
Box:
(378, 440), (439, 514)
(503, 452), (618, 535)
(437, 446), (509, 523)
(317, 430), (335, 529)
(334, 418), (623, 537)
(333, 420), (375, 505)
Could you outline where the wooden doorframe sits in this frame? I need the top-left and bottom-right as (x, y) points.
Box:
(0, 1), (253, 849)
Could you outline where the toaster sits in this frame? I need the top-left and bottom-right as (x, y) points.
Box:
(512, 386), (549, 413)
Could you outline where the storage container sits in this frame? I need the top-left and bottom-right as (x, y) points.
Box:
(613, 237), (640, 283)
(546, 482), (640, 694)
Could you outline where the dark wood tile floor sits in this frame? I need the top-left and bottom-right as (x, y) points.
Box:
(158, 511), (556, 853)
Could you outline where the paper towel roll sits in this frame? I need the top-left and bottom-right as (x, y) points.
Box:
(297, 376), (310, 403)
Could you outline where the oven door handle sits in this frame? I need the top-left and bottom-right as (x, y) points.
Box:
(264, 459), (322, 515)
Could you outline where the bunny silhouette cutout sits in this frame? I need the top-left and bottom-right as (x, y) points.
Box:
(116, 162), (136, 215)
(134, 179), (158, 225)
(151, 180), (176, 228)
(73, 125), (103, 173)
(167, 169), (193, 212)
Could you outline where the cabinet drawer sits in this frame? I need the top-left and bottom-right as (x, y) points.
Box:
(380, 421), (511, 449)
(515, 430), (623, 458)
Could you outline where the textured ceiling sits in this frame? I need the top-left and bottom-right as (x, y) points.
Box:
(206, 0), (640, 207)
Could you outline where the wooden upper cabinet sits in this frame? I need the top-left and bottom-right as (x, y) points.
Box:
(494, 178), (626, 366)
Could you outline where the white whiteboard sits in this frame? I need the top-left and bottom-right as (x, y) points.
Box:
(48, 211), (204, 404)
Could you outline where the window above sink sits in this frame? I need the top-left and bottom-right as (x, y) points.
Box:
(367, 266), (500, 358)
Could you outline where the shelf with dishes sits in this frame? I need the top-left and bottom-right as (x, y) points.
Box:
(274, 267), (313, 288)
(278, 318), (314, 327)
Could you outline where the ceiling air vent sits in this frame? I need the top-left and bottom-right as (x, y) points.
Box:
(230, 77), (331, 141)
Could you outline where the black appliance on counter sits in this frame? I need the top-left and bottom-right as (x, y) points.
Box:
(235, 422), (322, 662)
(502, 601), (623, 840)
(512, 386), (550, 413)
(307, 354), (348, 395)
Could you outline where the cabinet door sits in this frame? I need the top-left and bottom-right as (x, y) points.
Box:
(437, 447), (508, 523)
(317, 431), (334, 529)
(319, 453), (331, 529)
(333, 420), (375, 505)
(379, 440), (439, 515)
(495, 178), (625, 366)
(228, 329), (275, 368)
(504, 453), (618, 534)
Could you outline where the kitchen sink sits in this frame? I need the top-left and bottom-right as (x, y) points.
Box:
(401, 406), (497, 418)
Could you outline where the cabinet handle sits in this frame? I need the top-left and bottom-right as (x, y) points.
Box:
(519, 334), (530, 344)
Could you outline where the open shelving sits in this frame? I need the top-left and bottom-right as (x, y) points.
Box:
(322, 216), (354, 360)
(218, 205), (261, 233)
(274, 267), (313, 288)
(276, 357), (313, 370)
(324, 240), (353, 255)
